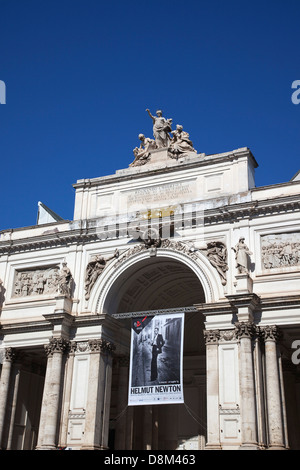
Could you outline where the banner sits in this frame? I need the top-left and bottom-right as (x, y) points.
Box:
(128, 312), (184, 406)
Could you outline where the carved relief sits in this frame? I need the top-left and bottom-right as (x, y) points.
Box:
(261, 233), (300, 269)
(84, 249), (119, 300)
(201, 241), (228, 285)
(13, 266), (60, 298)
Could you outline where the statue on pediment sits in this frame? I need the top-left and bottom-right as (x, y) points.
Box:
(168, 125), (197, 159)
(146, 108), (173, 148)
(130, 134), (157, 167)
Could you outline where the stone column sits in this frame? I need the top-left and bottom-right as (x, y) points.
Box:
(60, 341), (77, 448)
(204, 330), (221, 450)
(6, 357), (22, 449)
(0, 348), (16, 448)
(235, 322), (259, 449)
(37, 337), (69, 450)
(261, 325), (286, 450)
(114, 356), (129, 450)
(82, 339), (115, 450)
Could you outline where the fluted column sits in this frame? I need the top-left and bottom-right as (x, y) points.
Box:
(37, 337), (69, 450)
(261, 325), (286, 450)
(82, 339), (115, 450)
(204, 330), (221, 450)
(0, 348), (16, 448)
(235, 322), (259, 449)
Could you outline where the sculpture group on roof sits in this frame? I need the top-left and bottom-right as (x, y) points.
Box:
(130, 109), (197, 167)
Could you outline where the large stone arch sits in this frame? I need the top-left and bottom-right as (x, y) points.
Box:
(88, 240), (225, 315)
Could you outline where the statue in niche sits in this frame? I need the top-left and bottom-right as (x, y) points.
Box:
(130, 134), (157, 167)
(168, 124), (197, 159)
(85, 249), (119, 300)
(58, 262), (73, 297)
(232, 237), (253, 274)
(146, 108), (173, 148)
(205, 241), (229, 285)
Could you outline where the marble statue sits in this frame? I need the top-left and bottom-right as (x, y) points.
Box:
(130, 134), (157, 167)
(58, 262), (73, 297)
(232, 237), (253, 274)
(168, 125), (197, 158)
(146, 109), (173, 148)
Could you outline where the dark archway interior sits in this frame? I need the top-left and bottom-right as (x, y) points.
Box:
(104, 256), (205, 315)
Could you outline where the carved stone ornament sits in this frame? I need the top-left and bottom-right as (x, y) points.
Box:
(261, 232), (300, 270)
(201, 241), (229, 285)
(88, 339), (116, 354)
(4, 347), (16, 362)
(260, 325), (282, 342)
(84, 249), (119, 300)
(203, 329), (220, 345)
(234, 321), (257, 339)
(13, 266), (60, 298)
(44, 337), (70, 357)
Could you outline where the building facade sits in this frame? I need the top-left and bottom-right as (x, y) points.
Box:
(0, 119), (300, 450)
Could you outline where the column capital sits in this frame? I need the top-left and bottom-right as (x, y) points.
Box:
(260, 325), (282, 342)
(88, 338), (116, 354)
(44, 337), (70, 357)
(203, 329), (220, 345)
(235, 321), (258, 340)
(4, 347), (16, 363)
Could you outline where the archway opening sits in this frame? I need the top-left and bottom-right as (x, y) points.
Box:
(106, 256), (207, 450)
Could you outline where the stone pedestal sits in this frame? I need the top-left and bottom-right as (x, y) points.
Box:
(234, 273), (253, 294)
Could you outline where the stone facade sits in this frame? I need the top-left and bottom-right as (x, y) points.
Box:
(0, 133), (300, 450)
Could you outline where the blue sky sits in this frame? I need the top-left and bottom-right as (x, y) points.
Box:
(0, 0), (299, 230)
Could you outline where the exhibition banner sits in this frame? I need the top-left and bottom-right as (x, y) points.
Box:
(128, 312), (184, 406)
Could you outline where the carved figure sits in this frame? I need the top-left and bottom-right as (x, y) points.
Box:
(205, 241), (228, 285)
(261, 235), (300, 269)
(130, 134), (157, 167)
(58, 262), (73, 297)
(85, 249), (119, 300)
(146, 109), (172, 148)
(14, 273), (23, 296)
(168, 125), (197, 158)
(232, 237), (253, 274)
(142, 228), (161, 256)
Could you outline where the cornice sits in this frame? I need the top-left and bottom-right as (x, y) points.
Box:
(0, 193), (299, 256)
(73, 148), (258, 189)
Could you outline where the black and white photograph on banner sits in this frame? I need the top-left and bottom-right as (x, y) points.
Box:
(128, 312), (184, 406)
